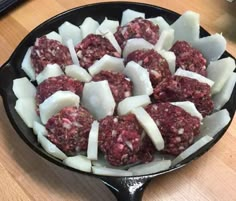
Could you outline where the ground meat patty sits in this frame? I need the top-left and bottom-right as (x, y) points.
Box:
(146, 103), (201, 155)
(126, 49), (171, 87)
(31, 36), (73, 74)
(114, 17), (159, 49)
(92, 71), (132, 103)
(99, 114), (155, 166)
(36, 75), (83, 107)
(46, 106), (94, 155)
(76, 34), (121, 68)
(153, 75), (214, 116)
(170, 41), (207, 76)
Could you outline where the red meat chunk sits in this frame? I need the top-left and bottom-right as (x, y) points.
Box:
(46, 106), (94, 155)
(31, 36), (73, 74)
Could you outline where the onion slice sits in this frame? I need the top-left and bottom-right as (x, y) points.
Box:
(121, 9), (145, 26)
(63, 155), (92, 173)
(207, 57), (236, 94)
(46, 31), (62, 43)
(15, 98), (40, 128)
(132, 107), (164, 151)
(87, 121), (99, 160)
(175, 68), (214, 87)
(80, 17), (99, 39)
(128, 160), (171, 176)
(13, 77), (36, 98)
(21, 47), (36, 81)
(65, 64), (92, 82)
(172, 135), (213, 166)
(117, 95), (151, 116)
(213, 73), (236, 110)
(39, 90), (80, 124)
(92, 166), (133, 176)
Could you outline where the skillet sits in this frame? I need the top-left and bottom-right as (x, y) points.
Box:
(0, 2), (235, 201)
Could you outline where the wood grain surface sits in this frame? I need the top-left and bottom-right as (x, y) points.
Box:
(0, 0), (235, 200)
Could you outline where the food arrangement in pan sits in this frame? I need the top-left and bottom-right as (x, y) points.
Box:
(9, 8), (236, 177)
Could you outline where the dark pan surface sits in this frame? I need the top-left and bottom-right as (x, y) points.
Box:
(0, 2), (235, 201)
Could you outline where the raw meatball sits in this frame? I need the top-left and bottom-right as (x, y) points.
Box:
(31, 36), (73, 74)
(153, 75), (214, 116)
(146, 103), (201, 155)
(92, 71), (132, 103)
(126, 49), (171, 87)
(76, 34), (121, 68)
(170, 41), (207, 76)
(114, 17), (159, 49)
(46, 106), (94, 155)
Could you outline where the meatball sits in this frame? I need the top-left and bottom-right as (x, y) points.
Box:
(36, 75), (83, 108)
(153, 76), (214, 116)
(31, 36), (73, 74)
(126, 49), (171, 87)
(92, 71), (132, 103)
(114, 17), (159, 49)
(76, 34), (121, 68)
(46, 106), (94, 155)
(146, 103), (201, 155)
(170, 41), (207, 76)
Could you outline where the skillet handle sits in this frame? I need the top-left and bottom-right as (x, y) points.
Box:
(100, 176), (152, 201)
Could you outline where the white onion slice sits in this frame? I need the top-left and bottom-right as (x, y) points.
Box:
(207, 57), (236, 94)
(171, 10), (200, 44)
(36, 64), (64, 84)
(21, 47), (36, 81)
(192, 33), (226, 63)
(117, 95), (151, 116)
(155, 28), (174, 51)
(132, 107), (164, 150)
(213, 73), (236, 110)
(121, 9), (145, 26)
(33, 121), (47, 136)
(87, 121), (99, 160)
(15, 98), (40, 128)
(46, 31), (62, 43)
(66, 39), (80, 65)
(82, 80), (115, 120)
(158, 50), (176, 74)
(96, 17), (119, 34)
(175, 68), (214, 87)
(38, 134), (67, 160)
(39, 90), (80, 124)
(58, 21), (82, 46)
(88, 55), (124, 76)
(123, 38), (154, 58)
(172, 135), (213, 166)
(170, 101), (203, 120)
(80, 17), (99, 39)
(195, 109), (231, 140)
(13, 77), (36, 98)
(92, 166), (133, 176)
(128, 160), (171, 176)
(124, 61), (153, 96)
(65, 64), (92, 82)
(148, 16), (170, 33)
(63, 155), (92, 173)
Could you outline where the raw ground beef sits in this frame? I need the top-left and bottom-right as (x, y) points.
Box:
(92, 71), (132, 103)
(76, 34), (121, 68)
(153, 75), (214, 116)
(126, 49), (171, 87)
(114, 17), (159, 49)
(36, 75), (83, 107)
(98, 114), (155, 166)
(146, 103), (201, 155)
(31, 36), (73, 74)
(46, 106), (94, 155)
(170, 41), (207, 76)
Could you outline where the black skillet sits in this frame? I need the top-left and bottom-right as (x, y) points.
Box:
(0, 2), (235, 201)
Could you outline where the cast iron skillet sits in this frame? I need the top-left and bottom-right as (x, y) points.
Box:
(0, 2), (235, 201)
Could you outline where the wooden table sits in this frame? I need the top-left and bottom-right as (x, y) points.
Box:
(0, 0), (235, 200)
